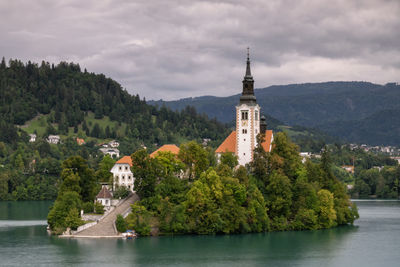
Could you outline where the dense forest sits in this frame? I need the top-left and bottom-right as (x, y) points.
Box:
(0, 58), (230, 200)
(48, 133), (359, 235)
(150, 82), (400, 145)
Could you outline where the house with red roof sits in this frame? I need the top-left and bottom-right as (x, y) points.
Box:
(110, 156), (134, 192)
(96, 185), (113, 208)
(150, 144), (180, 158)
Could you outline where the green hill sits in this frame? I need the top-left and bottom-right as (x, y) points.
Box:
(0, 58), (230, 201)
(149, 82), (400, 145)
(0, 58), (229, 147)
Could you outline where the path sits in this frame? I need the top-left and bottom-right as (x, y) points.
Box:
(74, 193), (139, 237)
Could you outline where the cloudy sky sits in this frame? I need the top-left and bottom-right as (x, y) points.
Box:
(1, 0), (399, 100)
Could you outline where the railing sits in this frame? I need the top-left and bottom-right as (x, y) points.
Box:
(71, 221), (97, 235)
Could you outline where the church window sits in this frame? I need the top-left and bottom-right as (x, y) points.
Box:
(122, 175), (125, 180)
(255, 111), (259, 121)
(119, 166), (122, 171)
(244, 139), (246, 141)
(242, 129), (247, 134)
(125, 166), (128, 171)
(241, 111), (248, 120)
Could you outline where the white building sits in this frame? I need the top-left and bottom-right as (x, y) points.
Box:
(29, 134), (36, 142)
(216, 50), (273, 166)
(300, 152), (311, 163)
(47, 135), (60, 144)
(99, 147), (120, 158)
(96, 185), (112, 208)
(109, 140), (120, 148)
(110, 156), (135, 192)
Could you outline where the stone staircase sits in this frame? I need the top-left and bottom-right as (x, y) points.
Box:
(74, 193), (139, 237)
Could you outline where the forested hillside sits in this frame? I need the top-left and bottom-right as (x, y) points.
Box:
(150, 82), (400, 145)
(0, 58), (230, 200)
(0, 58), (229, 146)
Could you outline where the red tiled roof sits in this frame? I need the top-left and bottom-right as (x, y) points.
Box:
(116, 156), (132, 166)
(76, 138), (85, 145)
(150, 144), (180, 158)
(215, 131), (237, 153)
(96, 186), (112, 199)
(261, 130), (273, 153)
(215, 130), (273, 154)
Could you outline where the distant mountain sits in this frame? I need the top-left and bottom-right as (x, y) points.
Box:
(318, 109), (400, 146)
(149, 82), (400, 145)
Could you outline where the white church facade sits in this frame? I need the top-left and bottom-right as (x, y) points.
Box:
(216, 50), (273, 166)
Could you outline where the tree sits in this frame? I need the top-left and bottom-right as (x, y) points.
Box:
(317, 189), (337, 228)
(132, 150), (160, 198)
(269, 132), (302, 181)
(116, 214), (127, 233)
(265, 171), (292, 220)
(94, 201), (104, 214)
(62, 156), (97, 202)
(251, 133), (269, 185)
(58, 169), (81, 195)
(178, 141), (209, 180)
(220, 152), (238, 169)
(96, 155), (115, 183)
(154, 151), (185, 178)
(47, 191), (82, 233)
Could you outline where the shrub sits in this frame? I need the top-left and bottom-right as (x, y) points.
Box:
(113, 185), (130, 199)
(116, 214), (127, 233)
(94, 201), (104, 214)
(82, 202), (94, 213)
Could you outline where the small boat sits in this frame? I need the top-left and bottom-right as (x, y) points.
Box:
(122, 230), (137, 239)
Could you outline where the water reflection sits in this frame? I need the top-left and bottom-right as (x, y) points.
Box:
(0, 200), (399, 266)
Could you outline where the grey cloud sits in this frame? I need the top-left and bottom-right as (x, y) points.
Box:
(1, 0), (399, 100)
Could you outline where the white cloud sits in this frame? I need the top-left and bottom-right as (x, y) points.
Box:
(1, 0), (399, 100)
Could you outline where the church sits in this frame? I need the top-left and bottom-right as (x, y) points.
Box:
(216, 50), (273, 166)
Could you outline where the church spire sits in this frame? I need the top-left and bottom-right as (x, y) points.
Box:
(245, 47), (252, 77)
(240, 47), (256, 104)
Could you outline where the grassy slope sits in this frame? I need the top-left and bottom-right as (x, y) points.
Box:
(19, 112), (128, 143)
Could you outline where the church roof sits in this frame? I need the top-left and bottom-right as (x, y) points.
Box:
(150, 144), (180, 158)
(215, 131), (237, 153)
(96, 186), (112, 199)
(261, 130), (273, 152)
(215, 130), (273, 154)
(116, 156), (132, 166)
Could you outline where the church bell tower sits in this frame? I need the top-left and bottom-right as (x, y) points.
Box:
(236, 48), (261, 166)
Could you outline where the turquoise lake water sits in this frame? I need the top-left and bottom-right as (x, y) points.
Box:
(1, 200), (400, 266)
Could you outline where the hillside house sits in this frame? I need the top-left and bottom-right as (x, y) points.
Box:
(47, 135), (60, 144)
(341, 165), (355, 174)
(96, 185), (113, 209)
(110, 156), (134, 192)
(109, 140), (120, 148)
(29, 134), (36, 142)
(99, 147), (120, 158)
(76, 138), (85, 145)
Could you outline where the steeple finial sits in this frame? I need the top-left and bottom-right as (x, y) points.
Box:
(245, 47), (252, 77)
